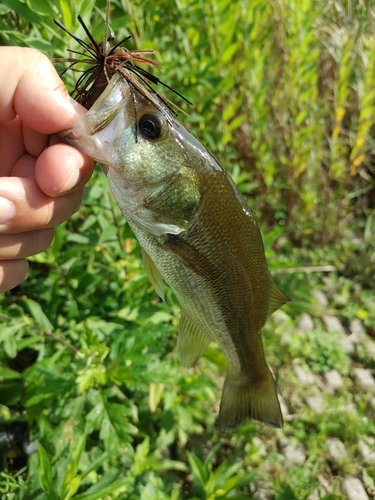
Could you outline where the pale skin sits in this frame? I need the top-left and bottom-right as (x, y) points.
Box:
(0, 47), (95, 292)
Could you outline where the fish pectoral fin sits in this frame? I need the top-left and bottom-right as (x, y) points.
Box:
(177, 312), (212, 367)
(268, 280), (290, 316)
(141, 248), (165, 300)
(131, 211), (184, 237)
(160, 234), (220, 280)
(218, 370), (283, 431)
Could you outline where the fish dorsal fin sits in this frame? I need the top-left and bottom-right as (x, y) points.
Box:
(177, 311), (212, 367)
(268, 279), (290, 317)
(141, 248), (165, 300)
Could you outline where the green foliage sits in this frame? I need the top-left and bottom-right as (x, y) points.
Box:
(0, 0), (375, 498)
(187, 445), (256, 499)
(287, 327), (350, 374)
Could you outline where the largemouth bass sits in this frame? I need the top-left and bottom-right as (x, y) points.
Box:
(60, 72), (289, 431)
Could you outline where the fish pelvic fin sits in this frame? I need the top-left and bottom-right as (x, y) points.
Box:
(141, 248), (165, 300)
(218, 370), (283, 431)
(268, 279), (290, 317)
(177, 311), (212, 367)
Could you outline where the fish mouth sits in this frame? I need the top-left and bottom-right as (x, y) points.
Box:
(101, 164), (109, 175)
(57, 129), (79, 141)
(56, 125), (89, 149)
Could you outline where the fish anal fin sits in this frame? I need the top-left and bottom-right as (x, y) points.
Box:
(268, 279), (290, 316)
(161, 234), (220, 280)
(177, 312), (212, 367)
(218, 370), (283, 431)
(141, 248), (165, 300)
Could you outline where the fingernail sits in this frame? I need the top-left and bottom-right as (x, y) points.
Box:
(0, 197), (16, 225)
(61, 167), (81, 193)
(53, 91), (87, 117)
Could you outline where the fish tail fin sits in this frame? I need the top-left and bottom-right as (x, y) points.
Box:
(218, 370), (283, 431)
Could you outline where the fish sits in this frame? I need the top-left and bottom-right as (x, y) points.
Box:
(59, 72), (290, 431)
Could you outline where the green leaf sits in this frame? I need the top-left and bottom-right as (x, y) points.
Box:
(1, 0), (43, 24)
(0, 323), (24, 358)
(60, 433), (86, 500)
(220, 472), (255, 494)
(25, 367), (75, 407)
(149, 382), (165, 412)
(57, 0), (75, 31)
(22, 299), (53, 330)
(116, 306), (140, 323)
(76, 366), (107, 393)
(153, 459), (188, 473)
(221, 42), (239, 64)
(105, 400), (137, 441)
(22, 37), (58, 52)
(145, 312), (173, 325)
(84, 402), (104, 435)
(0, 366), (22, 381)
(49, 222), (67, 259)
(187, 452), (208, 490)
(26, 0), (58, 16)
(363, 469), (375, 491)
(134, 436), (150, 475)
(62, 476), (82, 500)
(79, 452), (110, 481)
(228, 113), (246, 132)
(0, 379), (24, 406)
(0, 5), (11, 14)
(73, 476), (133, 500)
(37, 442), (59, 500)
(98, 224), (118, 244)
(204, 443), (222, 468)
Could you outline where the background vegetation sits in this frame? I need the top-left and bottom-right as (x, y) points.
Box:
(0, 0), (375, 498)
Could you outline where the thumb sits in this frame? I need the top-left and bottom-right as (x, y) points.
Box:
(0, 46), (85, 134)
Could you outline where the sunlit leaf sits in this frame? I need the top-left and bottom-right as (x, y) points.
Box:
(37, 443), (59, 500)
(22, 299), (53, 330)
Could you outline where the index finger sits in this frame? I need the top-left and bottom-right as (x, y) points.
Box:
(0, 46), (85, 134)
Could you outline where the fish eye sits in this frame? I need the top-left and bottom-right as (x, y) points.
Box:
(139, 113), (164, 140)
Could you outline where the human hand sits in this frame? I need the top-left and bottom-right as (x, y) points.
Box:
(0, 47), (95, 292)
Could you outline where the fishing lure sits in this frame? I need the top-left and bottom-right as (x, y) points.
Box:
(53, 4), (191, 117)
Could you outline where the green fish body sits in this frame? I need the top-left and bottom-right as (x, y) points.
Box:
(61, 73), (289, 430)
